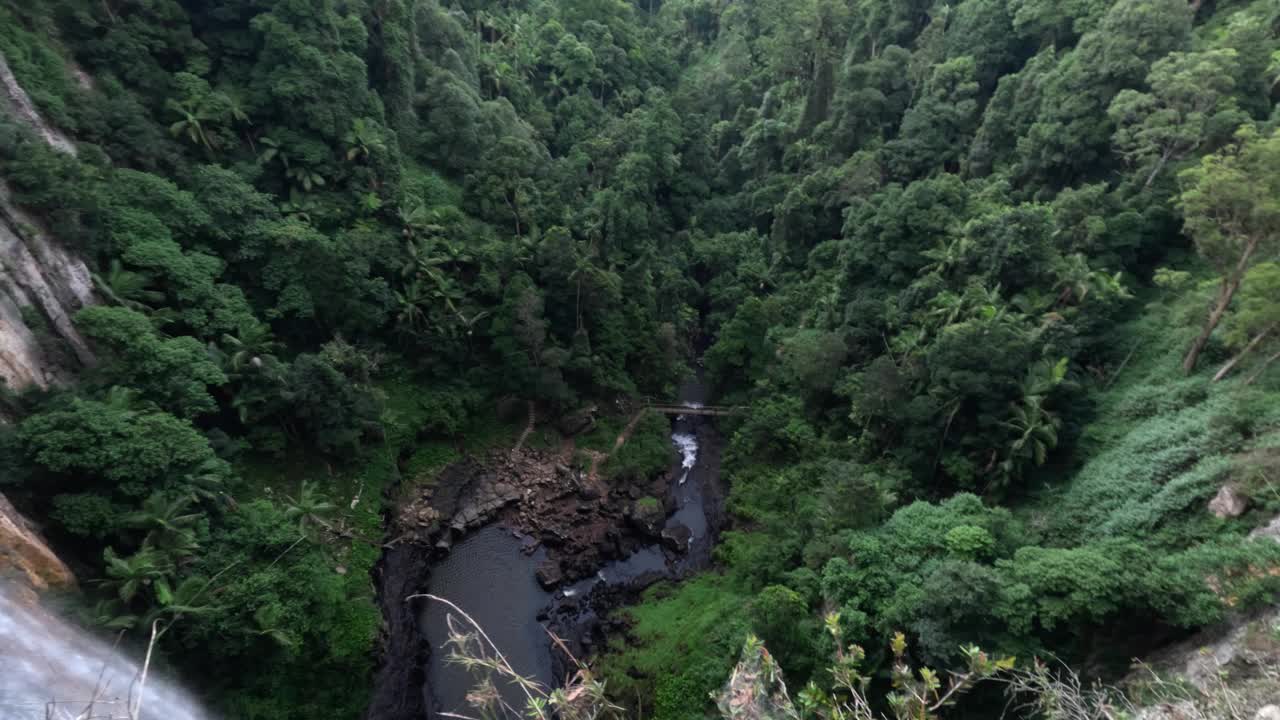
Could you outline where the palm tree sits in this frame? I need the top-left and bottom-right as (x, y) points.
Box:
(219, 86), (254, 150)
(456, 309), (491, 336)
(283, 480), (337, 533)
(260, 138), (324, 191)
(101, 546), (172, 604)
(182, 457), (231, 507)
(1053, 254), (1131, 306)
(359, 191), (384, 214)
(400, 237), (474, 334)
(92, 259), (164, 310)
(287, 165), (326, 192)
(84, 597), (139, 631)
(166, 98), (217, 151)
(920, 237), (969, 277)
(455, 309), (492, 355)
(141, 574), (217, 628)
(925, 290), (966, 329)
(995, 358), (1069, 484)
(397, 199), (446, 243)
(997, 396), (1061, 480)
(280, 196), (320, 223)
(122, 493), (202, 556)
(343, 118), (386, 163)
(404, 236), (473, 278)
(393, 278), (430, 334)
(221, 320), (280, 373)
(258, 136), (289, 169)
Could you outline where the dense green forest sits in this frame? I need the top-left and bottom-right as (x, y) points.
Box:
(1, 0), (1279, 718)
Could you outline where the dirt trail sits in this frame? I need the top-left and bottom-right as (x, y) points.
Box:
(511, 401), (537, 454)
(613, 408), (651, 451)
(583, 408), (651, 481)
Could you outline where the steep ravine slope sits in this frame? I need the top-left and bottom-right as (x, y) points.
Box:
(0, 50), (95, 394)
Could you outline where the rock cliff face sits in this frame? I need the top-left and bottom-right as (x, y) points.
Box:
(0, 51), (95, 394)
(1129, 518), (1280, 720)
(0, 492), (76, 603)
(1132, 605), (1280, 720)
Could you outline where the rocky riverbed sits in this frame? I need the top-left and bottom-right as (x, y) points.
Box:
(365, 399), (725, 720)
(395, 443), (689, 586)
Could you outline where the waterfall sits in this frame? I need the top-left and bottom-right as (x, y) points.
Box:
(671, 431), (699, 485)
(0, 592), (212, 720)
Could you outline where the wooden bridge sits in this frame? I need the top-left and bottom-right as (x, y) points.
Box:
(643, 403), (743, 417)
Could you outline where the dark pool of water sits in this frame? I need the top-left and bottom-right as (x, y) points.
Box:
(422, 375), (720, 717)
(421, 526), (552, 716)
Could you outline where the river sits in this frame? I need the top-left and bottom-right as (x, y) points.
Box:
(419, 376), (723, 718)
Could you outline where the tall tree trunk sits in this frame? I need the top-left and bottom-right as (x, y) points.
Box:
(575, 277), (583, 332)
(1183, 237), (1261, 374)
(1245, 349), (1280, 386)
(1142, 149), (1174, 190)
(1213, 321), (1280, 382)
(505, 193), (522, 237)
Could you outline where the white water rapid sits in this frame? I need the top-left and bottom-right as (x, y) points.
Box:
(671, 430), (699, 485)
(0, 592), (212, 720)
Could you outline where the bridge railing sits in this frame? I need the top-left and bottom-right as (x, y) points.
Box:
(642, 403), (744, 416)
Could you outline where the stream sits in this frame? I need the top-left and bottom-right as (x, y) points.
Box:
(419, 376), (722, 718)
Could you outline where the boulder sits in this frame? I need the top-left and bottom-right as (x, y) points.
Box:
(662, 524), (693, 552)
(628, 496), (665, 536)
(542, 526), (569, 545)
(1209, 484), (1248, 518)
(557, 405), (598, 437)
(536, 560), (564, 589)
(1256, 706), (1280, 720)
(1249, 515), (1280, 542)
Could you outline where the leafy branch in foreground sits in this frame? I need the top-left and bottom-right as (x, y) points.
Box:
(798, 614), (1014, 720)
(408, 593), (622, 720)
(717, 612), (1014, 720)
(998, 653), (1280, 720)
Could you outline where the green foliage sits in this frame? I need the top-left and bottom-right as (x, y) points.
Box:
(76, 306), (226, 418)
(943, 526), (995, 560)
(1177, 126), (1280, 372)
(597, 575), (751, 720)
(606, 411), (675, 480)
(749, 585), (818, 680)
(18, 394), (224, 496)
(50, 492), (119, 539)
(176, 499), (379, 720)
(4, 0), (1280, 718)
(792, 621), (1013, 720)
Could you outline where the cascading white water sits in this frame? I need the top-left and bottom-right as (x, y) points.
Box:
(0, 591), (212, 720)
(671, 430), (699, 485)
